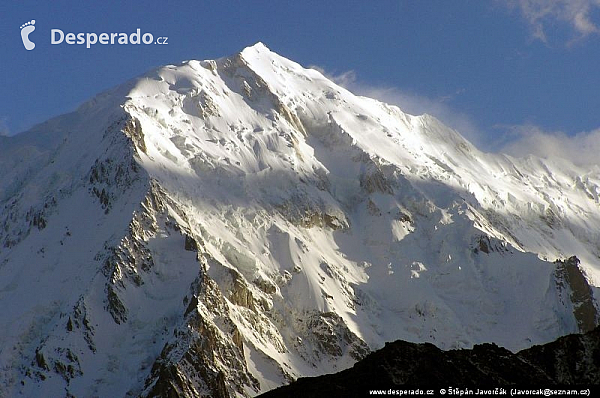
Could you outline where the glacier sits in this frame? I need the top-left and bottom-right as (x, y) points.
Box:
(0, 43), (598, 397)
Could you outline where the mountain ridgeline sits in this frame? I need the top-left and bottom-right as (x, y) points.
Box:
(260, 326), (600, 397)
(0, 43), (599, 397)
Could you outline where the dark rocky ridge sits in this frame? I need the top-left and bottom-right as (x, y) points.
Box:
(260, 327), (600, 397)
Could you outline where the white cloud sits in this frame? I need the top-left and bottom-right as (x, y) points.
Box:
(311, 67), (485, 149)
(499, 124), (600, 167)
(506, 0), (600, 42)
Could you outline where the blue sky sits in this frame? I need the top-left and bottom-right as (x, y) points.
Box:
(2, 1), (599, 164)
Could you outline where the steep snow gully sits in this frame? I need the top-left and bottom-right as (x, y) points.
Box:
(0, 43), (598, 397)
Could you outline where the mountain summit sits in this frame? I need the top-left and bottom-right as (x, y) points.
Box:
(1, 43), (599, 397)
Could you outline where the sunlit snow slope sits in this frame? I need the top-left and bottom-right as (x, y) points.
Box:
(1, 43), (599, 397)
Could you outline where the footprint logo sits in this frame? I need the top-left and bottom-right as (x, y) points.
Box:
(20, 20), (36, 51)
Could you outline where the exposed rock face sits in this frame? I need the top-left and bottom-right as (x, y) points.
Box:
(141, 265), (260, 398)
(555, 256), (599, 332)
(261, 327), (600, 397)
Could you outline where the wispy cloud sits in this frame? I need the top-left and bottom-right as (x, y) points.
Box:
(505, 0), (600, 43)
(499, 124), (600, 167)
(311, 67), (485, 149)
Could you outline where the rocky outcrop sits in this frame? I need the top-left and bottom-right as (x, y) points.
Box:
(274, 192), (348, 230)
(304, 312), (370, 362)
(122, 116), (147, 154)
(140, 261), (260, 398)
(555, 256), (599, 332)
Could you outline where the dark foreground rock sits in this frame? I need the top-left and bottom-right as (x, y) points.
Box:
(260, 327), (600, 397)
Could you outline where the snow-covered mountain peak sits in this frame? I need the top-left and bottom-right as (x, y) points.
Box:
(1, 44), (599, 397)
(119, 44), (600, 281)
